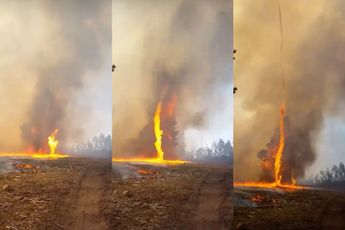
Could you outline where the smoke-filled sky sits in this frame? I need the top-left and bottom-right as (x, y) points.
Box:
(113, 0), (233, 158)
(0, 0), (111, 152)
(234, 0), (345, 181)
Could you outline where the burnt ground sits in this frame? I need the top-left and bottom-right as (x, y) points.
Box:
(109, 162), (232, 230)
(234, 186), (345, 230)
(0, 157), (111, 230)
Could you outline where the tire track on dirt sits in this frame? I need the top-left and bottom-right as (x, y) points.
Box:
(191, 167), (232, 230)
(68, 161), (110, 230)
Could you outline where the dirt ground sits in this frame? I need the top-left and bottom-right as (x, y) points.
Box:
(0, 158), (232, 229)
(109, 162), (232, 230)
(0, 157), (111, 230)
(234, 186), (345, 230)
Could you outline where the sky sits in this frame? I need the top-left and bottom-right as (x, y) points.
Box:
(113, 0), (233, 157)
(183, 84), (233, 151)
(0, 0), (111, 152)
(306, 117), (345, 178)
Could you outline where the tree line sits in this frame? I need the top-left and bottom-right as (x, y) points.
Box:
(313, 162), (345, 188)
(186, 139), (233, 164)
(72, 133), (112, 158)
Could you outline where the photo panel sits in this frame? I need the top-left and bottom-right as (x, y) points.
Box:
(112, 0), (233, 229)
(234, 1), (345, 229)
(0, 0), (112, 229)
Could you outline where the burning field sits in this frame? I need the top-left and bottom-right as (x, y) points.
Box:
(234, 0), (345, 229)
(110, 86), (232, 229)
(0, 119), (112, 229)
(111, 81), (232, 229)
(0, 116), (112, 229)
(234, 100), (345, 229)
(0, 129), (69, 160)
(113, 1), (233, 229)
(0, 1), (112, 229)
(112, 88), (188, 165)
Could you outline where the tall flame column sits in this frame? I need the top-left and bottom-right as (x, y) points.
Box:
(154, 102), (164, 161)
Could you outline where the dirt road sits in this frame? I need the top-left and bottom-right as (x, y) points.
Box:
(69, 161), (110, 230)
(191, 167), (232, 230)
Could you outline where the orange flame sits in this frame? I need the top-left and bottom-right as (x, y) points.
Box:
(166, 94), (177, 117)
(154, 102), (164, 161)
(274, 104), (285, 186)
(112, 98), (187, 165)
(137, 169), (159, 175)
(112, 157), (187, 164)
(234, 181), (304, 190)
(48, 129), (59, 156)
(235, 103), (301, 190)
(32, 129), (68, 159)
(0, 129), (68, 159)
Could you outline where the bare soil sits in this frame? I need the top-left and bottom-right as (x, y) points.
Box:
(0, 157), (111, 230)
(0, 158), (232, 229)
(69, 160), (110, 230)
(192, 169), (233, 230)
(110, 163), (232, 230)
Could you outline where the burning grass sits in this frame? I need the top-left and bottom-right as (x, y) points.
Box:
(234, 181), (305, 190)
(112, 158), (188, 165)
(0, 129), (69, 160)
(137, 168), (160, 175)
(0, 152), (69, 159)
(32, 153), (69, 159)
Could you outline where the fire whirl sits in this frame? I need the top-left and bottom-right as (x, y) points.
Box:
(235, 104), (304, 190)
(32, 129), (68, 159)
(113, 96), (187, 165)
(0, 129), (68, 159)
(154, 102), (164, 161)
(234, 6), (305, 190)
(274, 104), (285, 186)
(48, 129), (59, 156)
(112, 157), (187, 165)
